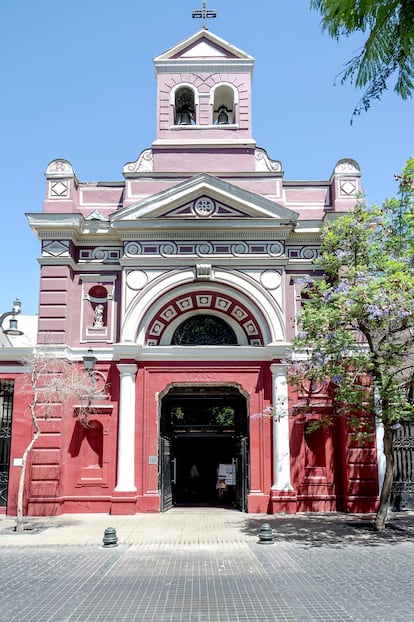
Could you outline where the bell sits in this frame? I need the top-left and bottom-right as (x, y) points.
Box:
(178, 108), (192, 125)
(217, 107), (229, 124)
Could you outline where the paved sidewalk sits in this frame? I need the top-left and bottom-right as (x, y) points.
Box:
(0, 509), (413, 621)
(0, 507), (413, 547)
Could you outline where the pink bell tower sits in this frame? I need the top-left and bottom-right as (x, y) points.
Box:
(151, 28), (256, 174)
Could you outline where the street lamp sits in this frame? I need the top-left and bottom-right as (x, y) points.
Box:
(0, 298), (23, 336)
(82, 348), (97, 373)
(82, 348), (97, 411)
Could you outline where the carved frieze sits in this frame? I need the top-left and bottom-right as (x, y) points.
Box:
(287, 246), (320, 261)
(124, 239), (286, 258)
(79, 247), (121, 263)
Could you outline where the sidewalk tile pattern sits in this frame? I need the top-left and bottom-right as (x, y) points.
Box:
(0, 509), (413, 621)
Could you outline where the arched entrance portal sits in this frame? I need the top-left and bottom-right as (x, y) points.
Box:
(159, 385), (249, 512)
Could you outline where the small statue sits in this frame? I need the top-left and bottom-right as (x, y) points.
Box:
(93, 304), (104, 328)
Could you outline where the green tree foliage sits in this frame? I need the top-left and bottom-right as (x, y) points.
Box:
(311, 1), (414, 116)
(290, 157), (414, 530)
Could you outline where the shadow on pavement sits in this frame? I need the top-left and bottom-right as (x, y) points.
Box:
(240, 511), (414, 548)
(0, 516), (84, 536)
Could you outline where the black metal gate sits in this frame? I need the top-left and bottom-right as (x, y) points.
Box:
(160, 434), (174, 512)
(0, 380), (14, 508)
(390, 423), (414, 511)
(235, 435), (248, 512)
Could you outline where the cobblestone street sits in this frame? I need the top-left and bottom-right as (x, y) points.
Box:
(0, 509), (413, 621)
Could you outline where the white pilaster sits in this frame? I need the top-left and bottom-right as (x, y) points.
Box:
(115, 364), (138, 491)
(270, 364), (293, 491)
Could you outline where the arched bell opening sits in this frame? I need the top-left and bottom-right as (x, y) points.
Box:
(211, 84), (237, 125)
(174, 86), (197, 125)
(159, 384), (249, 512)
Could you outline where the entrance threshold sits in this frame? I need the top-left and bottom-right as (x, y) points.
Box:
(173, 502), (239, 510)
(168, 504), (242, 514)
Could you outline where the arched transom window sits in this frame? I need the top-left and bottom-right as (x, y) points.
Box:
(145, 291), (264, 346)
(171, 314), (237, 345)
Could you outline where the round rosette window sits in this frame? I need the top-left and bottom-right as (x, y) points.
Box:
(194, 197), (216, 217)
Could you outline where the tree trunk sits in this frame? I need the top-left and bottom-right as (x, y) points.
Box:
(15, 409), (41, 533)
(374, 424), (394, 531)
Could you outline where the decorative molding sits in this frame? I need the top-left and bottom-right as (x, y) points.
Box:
(123, 149), (154, 175)
(254, 148), (282, 172)
(339, 180), (357, 197)
(334, 158), (361, 175)
(163, 197), (246, 219)
(49, 181), (69, 199)
(126, 270), (149, 291)
(79, 248), (121, 263)
(194, 197), (216, 217)
(76, 238), (120, 247)
(85, 210), (108, 221)
(42, 240), (70, 257)
(287, 246), (319, 260)
(119, 229), (292, 240)
(196, 264), (212, 280)
(79, 275), (117, 283)
(123, 239), (286, 258)
(46, 159), (75, 178)
(260, 270), (282, 290)
(146, 290), (264, 346)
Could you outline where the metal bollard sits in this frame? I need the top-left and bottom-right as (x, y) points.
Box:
(257, 523), (274, 545)
(102, 526), (118, 547)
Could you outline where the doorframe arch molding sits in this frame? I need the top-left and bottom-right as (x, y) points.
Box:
(122, 268), (285, 345)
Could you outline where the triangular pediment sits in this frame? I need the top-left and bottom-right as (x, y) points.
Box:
(154, 30), (253, 62)
(179, 39), (235, 59)
(111, 174), (298, 224)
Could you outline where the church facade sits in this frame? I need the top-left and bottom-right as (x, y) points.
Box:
(6, 29), (380, 516)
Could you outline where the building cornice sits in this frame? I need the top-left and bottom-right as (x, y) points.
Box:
(112, 343), (291, 362)
(0, 347), (34, 363)
(154, 59), (254, 74)
(37, 257), (78, 269)
(152, 139), (256, 148)
(112, 219), (296, 236)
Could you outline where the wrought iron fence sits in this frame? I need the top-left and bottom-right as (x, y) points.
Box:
(0, 380), (14, 507)
(390, 423), (414, 511)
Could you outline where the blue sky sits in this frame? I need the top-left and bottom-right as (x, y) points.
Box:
(1, 0), (412, 316)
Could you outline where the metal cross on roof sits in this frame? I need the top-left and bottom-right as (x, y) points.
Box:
(192, 1), (217, 29)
